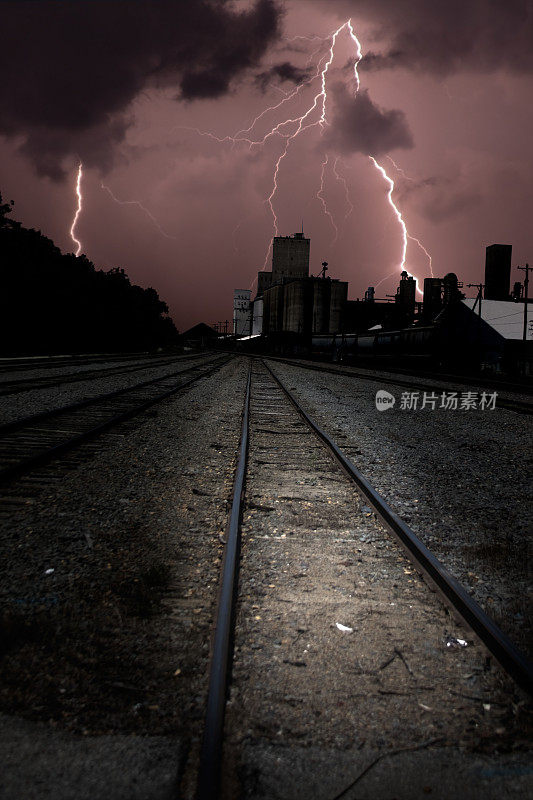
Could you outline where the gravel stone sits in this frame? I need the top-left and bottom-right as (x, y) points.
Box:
(0, 353), (218, 425)
(267, 359), (533, 657)
(222, 360), (532, 798)
(0, 357), (249, 795)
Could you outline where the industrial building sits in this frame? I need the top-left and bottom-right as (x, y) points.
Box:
(262, 274), (348, 336)
(249, 231), (348, 338)
(439, 297), (532, 371)
(233, 289), (252, 336)
(180, 322), (218, 349)
(485, 244), (512, 300)
(231, 235), (531, 373)
(256, 230), (311, 293)
(436, 248), (532, 371)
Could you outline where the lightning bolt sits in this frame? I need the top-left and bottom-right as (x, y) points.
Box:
(367, 158), (424, 294)
(368, 157), (408, 275)
(100, 183), (176, 240)
(259, 17), (429, 287)
(177, 24), (348, 266)
(408, 234), (433, 278)
(284, 34), (329, 45)
(369, 157), (425, 295)
(384, 156), (434, 277)
(374, 269), (401, 292)
(262, 137), (291, 268)
(174, 18), (430, 295)
(267, 82), (293, 98)
(386, 155), (415, 182)
(174, 42), (329, 153)
(260, 22), (358, 256)
(332, 156), (354, 225)
(344, 25), (425, 295)
(317, 154), (338, 243)
(70, 162), (83, 256)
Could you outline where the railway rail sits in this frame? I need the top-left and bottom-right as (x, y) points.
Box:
(0, 353), (230, 487)
(262, 355), (533, 415)
(345, 359), (533, 396)
(0, 349), (179, 373)
(196, 357), (532, 797)
(0, 352), (206, 397)
(0, 353), (530, 797)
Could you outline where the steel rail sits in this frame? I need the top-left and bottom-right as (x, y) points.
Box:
(0, 355), (226, 437)
(263, 359), (533, 695)
(264, 356), (533, 415)
(196, 366), (251, 800)
(0, 350), (158, 373)
(0, 358), (231, 485)
(0, 349), (212, 373)
(0, 353), (194, 397)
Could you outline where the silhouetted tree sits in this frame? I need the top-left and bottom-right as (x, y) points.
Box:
(0, 192), (178, 354)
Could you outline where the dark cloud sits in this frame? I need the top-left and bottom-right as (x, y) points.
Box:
(255, 61), (312, 91)
(322, 0), (533, 75)
(0, 0), (281, 179)
(420, 186), (481, 223)
(381, 168), (482, 223)
(323, 84), (413, 156)
(396, 174), (482, 223)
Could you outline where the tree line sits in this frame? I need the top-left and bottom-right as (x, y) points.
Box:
(0, 193), (178, 355)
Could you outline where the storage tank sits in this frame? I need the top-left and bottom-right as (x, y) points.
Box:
(485, 244), (512, 300)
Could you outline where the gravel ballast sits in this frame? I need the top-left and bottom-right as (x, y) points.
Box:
(0, 357), (249, 795)
(266, 359), (532, 657)
(219, 360), (531, 799)
(0, 353), (219, 425)
(0, 354), (530, 798)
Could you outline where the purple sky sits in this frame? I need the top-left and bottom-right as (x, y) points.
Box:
(1, 0), (532, 330)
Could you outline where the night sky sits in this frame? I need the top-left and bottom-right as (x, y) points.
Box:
(1, 0), (532, 331)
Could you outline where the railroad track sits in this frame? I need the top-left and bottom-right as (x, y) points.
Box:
(0, 349), (180, 373)
(349, 360), (533, 396)
(196, 357), (532, 798)
(0, 352), (206, 397)
(0, 354), (230, 489)
(262, 355), (533, 415)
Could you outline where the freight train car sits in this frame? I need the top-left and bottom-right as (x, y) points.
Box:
(311, 325), (438, 363)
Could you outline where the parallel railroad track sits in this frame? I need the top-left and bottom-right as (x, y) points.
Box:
(261, 355), (533, 415)
(261, 360), (533, 692)
(196, 356), (532, 797)
(0, 349), (183, 374)
(0, 354), (231, 487)
(350, 361), (533, 395)
(0, 352), (207, 397)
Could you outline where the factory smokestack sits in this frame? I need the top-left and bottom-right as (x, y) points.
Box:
(485, 244), (512, 301)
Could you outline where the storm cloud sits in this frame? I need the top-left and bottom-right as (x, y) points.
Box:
(255, 62), (312, 92)
(394, 174), (482, 223)
(323, 84), (413, 157)
(0, 0), (281, 179)
(322, 0), (533, 75)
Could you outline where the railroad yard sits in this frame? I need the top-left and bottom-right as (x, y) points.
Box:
(0, 352), (531, 799)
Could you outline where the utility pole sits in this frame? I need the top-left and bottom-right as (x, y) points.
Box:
(517, 263), (530, 342)
(467, 283), (484, 318)
(467, 283), (485, 369)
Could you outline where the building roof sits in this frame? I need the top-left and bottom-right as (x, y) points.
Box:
(462, 299), (532, 341)
(180, 322), (218, 339)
